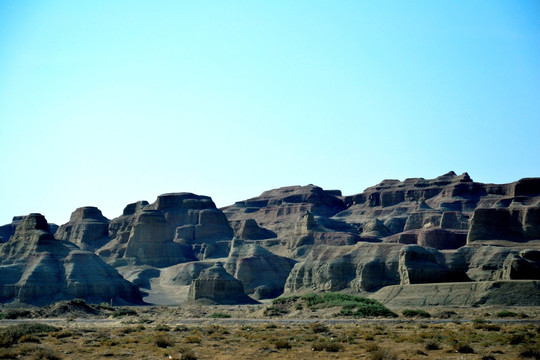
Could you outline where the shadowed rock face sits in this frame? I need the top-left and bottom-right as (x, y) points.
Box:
(187, 262), (258, 304)
(0, 214), (142, 306)
(398, 245), (470, 284)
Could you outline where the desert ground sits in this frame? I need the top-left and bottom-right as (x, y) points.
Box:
(0, 300), (538, 360)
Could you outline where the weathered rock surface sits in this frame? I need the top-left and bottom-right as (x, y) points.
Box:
(222, 185), (349, 253)
(398, 245), (470, 284)
(370, 280), (540, 307)
(0, 214), (142, 305)
(55, 207), (109, 250)
(0, 216), (57, 243)
(187, 262), (257, 304)
(284, 243), (403, 293)
(224, 239), (296, 299)
(98, 193), (234, 267)
(229, 219), (276, 240)
(3, 172), (540, 306)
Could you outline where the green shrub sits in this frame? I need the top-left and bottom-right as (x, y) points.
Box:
(436, 310), (457, 319)
(0, 323), (60, 347)
(267, 292), (397, 318)
(338, 303), (397, 318)
(310, 323), (329, 333)
(271, 296), (300, 305)
(113, 308), (137, 318)
(496, 310), (518, 318)
(208, 312), (231, 318)
(402, 309), (431, 318)
(4, 309), (32, 319)
(154, 324), (171, 332)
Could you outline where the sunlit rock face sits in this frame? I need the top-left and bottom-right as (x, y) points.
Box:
(0, 213), (142, 306)
(55, 206), (109, 250)
(187, 261), (258, 304)
(97, 193), (235, 267)
(2, 172), (540, 307)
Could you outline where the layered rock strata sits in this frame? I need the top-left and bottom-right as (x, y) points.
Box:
(0, 213), (142, 305)
(187, 262), (257, 304)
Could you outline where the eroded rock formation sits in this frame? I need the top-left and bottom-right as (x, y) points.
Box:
(2, 172), (540, 307)
(0, 214), (142, 305)
(55, 207), (109, 250)
(187, 262), (257, 304)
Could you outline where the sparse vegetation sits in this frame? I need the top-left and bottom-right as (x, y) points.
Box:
(311, 340), (343, 352)
(112, 307), (137, 318)
(496, 310), (518, 318)
(402, 309), (431, 318)
(208, 312), (231, 318)
(265, 292), (397, 318)
(424, 340), (441, 350)
(0, 323), (60, 347)
(153, 332), (173, 348)
(0, 304), (536, 359)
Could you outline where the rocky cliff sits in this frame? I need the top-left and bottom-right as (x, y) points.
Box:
(0, 213), (142, 305)
(96, 193), (234, 267)
(1, 172), (540, 307)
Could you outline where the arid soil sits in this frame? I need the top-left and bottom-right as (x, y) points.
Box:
(0, 303), (539, 360)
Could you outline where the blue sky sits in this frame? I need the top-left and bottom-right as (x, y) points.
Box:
(1, 1), (539, 225)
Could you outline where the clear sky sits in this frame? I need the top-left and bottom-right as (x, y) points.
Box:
(1, 1), (539, 225)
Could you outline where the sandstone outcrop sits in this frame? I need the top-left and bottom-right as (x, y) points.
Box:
(98, 193), (234, 267)
(398, 245), (469, 284)
(371, 280), (540, 307)
(2, 172), (540, 307)
(224, 239), (296, 299)
(284, 243), (403, 293)
(187, 262), (257, 304)
(0, 216), (25, 243)
(55, 207), (109, 250)
(0, 216), (57, 243)
(0, 214), (142, 305)
(229, 219), (276, 240)
(222, 185), (349, 252)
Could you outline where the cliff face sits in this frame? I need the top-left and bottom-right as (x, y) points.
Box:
(96, 193), (234, 267)
(2, 172), (540, 307)
(0, 214), (142, 305)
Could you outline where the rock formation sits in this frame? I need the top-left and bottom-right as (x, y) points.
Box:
(2, 172), (540, 307)
(0, 214), (142, 305)
(97, 193), (234, 267)
(55, 207), (109, 250)
(187, 262), (257, 304)
(224, 239), (296, 299)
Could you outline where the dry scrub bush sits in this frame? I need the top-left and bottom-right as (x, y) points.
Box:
(153, 332), (173, 348)
(183, 335), (201, 344)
